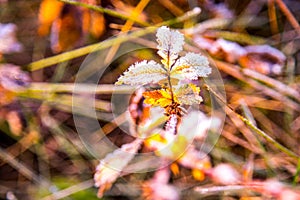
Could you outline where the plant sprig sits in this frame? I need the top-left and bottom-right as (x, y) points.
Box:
(116, 26), (211, 117)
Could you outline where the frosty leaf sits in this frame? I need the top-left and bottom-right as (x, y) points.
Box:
(143, 89), (175, 107)
(0, 23), (23, 54)
(116, 60), (167, 85)
(174, 83), (203, 105)
(94, 139), (142, 198)
(156, 26), (184, 64)
(172, 52), (211, 80)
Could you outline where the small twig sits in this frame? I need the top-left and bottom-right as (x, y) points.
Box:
(158, 0), (184, 16)
(194, 185), (256, 194)
(268, 0), (280, 38)
(275, 0), (300, 35)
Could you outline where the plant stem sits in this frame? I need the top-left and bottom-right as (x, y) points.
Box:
(167, 74), (175, 103)
(293, 159), (300, 185)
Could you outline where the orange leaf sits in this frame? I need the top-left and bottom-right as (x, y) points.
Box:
(50, 5), (83, 53)
(0, 86), (15, 106)
(81, 8), (91, 35)
(38, 0), (64, 36)
(170, 163), (180, 176)
(192, 169), (205, 181)
(89, 11), (105, 38)
(81, 8), (105, 38)
(143, 89), (174, 107)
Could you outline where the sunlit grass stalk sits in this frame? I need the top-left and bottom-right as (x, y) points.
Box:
(24, 83), (135, 94)
(293, 159), (300, 185)
(40, 179), (94, 200)
(204, 30), (267, 45)
(17, 91), (111, 111)
(27, 7), (201, 71)
(59, 0), (151, 27)
(205, 84), (300, 159)
(184, 18), (232, 35)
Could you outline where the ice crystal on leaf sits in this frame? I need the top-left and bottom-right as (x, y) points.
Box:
(174, 83), (203, 105)
(156, 26), (184, 64)
(115, 60), (166, 85)
(172, 52), (211, 80)
(116, 26), (211, 110)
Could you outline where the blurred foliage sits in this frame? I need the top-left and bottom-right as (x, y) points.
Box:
(0, 0), (300, 199)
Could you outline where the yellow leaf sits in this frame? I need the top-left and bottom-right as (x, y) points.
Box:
(143, 89), (174, 107)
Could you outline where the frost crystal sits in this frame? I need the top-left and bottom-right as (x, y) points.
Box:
(156, 26), (184, 63)
(116, 60), (167, 85)
(172, 52), (211, 80)
(175, 84), (203, 105)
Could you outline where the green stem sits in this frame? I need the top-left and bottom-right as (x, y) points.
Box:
(293, 159), (300, 185)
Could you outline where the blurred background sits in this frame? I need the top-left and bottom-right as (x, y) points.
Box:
(0, 0), (300, 199)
